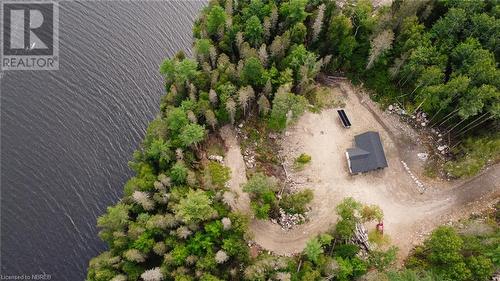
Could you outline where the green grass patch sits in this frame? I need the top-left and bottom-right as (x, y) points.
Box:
(206, 142), (225, 157)
(205, 161), (230, 190)
(368, 230), (390, 246)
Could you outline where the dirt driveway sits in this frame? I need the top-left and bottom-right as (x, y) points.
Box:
(220, 125), (251, 214)
(222, 82), (500, 259)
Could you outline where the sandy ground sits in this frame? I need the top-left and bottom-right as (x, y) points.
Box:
(222, 82), (500, 259)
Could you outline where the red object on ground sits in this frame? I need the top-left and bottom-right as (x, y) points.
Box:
(376, 221), (384, 234)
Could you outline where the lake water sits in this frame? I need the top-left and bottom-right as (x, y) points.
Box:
(0, 1), (204, 280)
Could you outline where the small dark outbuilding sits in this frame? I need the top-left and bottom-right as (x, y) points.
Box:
(346, 131), (388, 174)
(337, 109), (351, 128)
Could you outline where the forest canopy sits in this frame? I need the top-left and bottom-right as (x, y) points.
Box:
(87, 0), (499, 280)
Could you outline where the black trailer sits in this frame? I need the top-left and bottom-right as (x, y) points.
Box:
(337, 109), (351, 128)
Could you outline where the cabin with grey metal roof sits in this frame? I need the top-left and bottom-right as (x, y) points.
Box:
(346, 131), (388, 174)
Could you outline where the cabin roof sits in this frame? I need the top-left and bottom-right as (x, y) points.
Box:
(347, 131), (388, 173)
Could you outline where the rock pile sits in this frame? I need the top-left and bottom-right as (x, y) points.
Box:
(387, 103), (429, 128)
(401, 160), (427, 193)
(387, 104), (450, 156)
(387, 104), (406, 116)
(208, 155), (224, 164)
(417, 153), (429, 161)
(276, 208), (306, 230)
(243, 148), (256, 168)
(437, 144), (449, 155)
(235, 123), (245, 139)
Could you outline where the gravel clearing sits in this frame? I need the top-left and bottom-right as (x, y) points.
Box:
(222, 81), (500, 261)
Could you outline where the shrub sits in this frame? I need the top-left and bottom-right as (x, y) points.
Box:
(243, 173), (279, 219)
(335, 257), (354, 281)
(426, 226), (464, 265)
(333, 244), (360, 259)
(279, 189), (313, 214)
(466, 255), (494, 281)
(242, 173), (279, 196)
(304, 238), (324, 264)
(368, 246), (398, 271)
(294, 153), (312, 170)
(251, 201), (273, 219)
(361, 204), (384, 222)
(336, 197), (362, 220)
(368, 229), (390, 246)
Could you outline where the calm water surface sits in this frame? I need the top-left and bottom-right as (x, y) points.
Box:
(0, 1), (204, 279)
